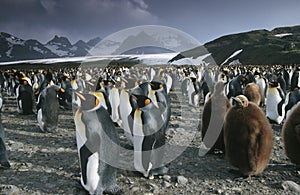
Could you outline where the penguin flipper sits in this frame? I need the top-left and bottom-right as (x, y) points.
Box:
(79, 144), (93, 185)
(277, 99), (285, 117)
(277, 88), (285, 117)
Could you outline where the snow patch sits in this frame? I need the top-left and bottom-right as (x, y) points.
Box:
(274, 33), (293, 38)
(33, 46), (46, 54)
(221, 49), (243, 66)
(229, 59), (242, 66)
(169, 53), (211, 66)
(5, 46), (13, 58)
(6, 37), (25, 46)
(45, 44), (70, 56)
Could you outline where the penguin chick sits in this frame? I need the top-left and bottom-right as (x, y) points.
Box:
(224, 95), (273, 176)
(282, 103), (300, 166)
(201, 81), (231, 153)
(244, 83), (261, 106)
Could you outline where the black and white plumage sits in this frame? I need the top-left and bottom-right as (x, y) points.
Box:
(74, 91), (122, 195)
(266, 81), (286, 124)
(37, 85), (63, 132)
(131, 94), (168, 178)
(0, 93), (10, 168)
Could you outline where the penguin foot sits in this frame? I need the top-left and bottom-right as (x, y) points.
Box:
(104, 185), (124, 195)
(0, 161), (11, 169)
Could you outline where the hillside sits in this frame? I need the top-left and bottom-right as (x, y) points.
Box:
(170, 25), (300, 65)
(2, 25), (300, 65)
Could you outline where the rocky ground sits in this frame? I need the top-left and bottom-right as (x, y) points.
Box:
(0, 90), (299, 195)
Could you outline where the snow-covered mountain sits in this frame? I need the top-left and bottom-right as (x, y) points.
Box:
(0, 32), (102, 62)
(89, 27), (200, 56)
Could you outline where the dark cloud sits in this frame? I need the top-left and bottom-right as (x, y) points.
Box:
(0, 0), (300, 44)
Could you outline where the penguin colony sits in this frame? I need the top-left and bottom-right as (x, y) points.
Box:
(0, 64), (299, 193)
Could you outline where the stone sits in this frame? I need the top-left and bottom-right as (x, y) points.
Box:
(282, 181), (300, 193)
(177, 176), (188, 185)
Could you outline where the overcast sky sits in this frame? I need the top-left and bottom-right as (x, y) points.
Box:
(1, 0), (300, 44)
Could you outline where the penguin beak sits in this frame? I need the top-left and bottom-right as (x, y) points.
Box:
(131, 94), (138, 100)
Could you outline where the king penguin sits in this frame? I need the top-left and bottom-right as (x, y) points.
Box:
(224, 95), (273, 176)
(73, 91), (122, 195)
(201, 81), (231, 154)
(284, 87), (300, 119)
(108, 82), (121, 125)
(148, 81), (170, 128)
(16, 77), (35, 115)
(187, 77), (201, 107)
(254, 71), (267, 107)
(266, 81), (285, 124)
(0, 93), (10, 168)
(291, 67), (300, 91)
(131, 94), (168, 178)
(282, 103), (300, 166)
(37, 85), (64, 132)
(225, 75), (247, 99)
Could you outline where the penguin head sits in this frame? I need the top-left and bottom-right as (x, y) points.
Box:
(238, 75), (247, 84)
(269, 81), (280, 88)
(74, 91), (102, 111)
(131, 94), (152, 109)
(232, 95), (249, 108)
(21, 77), (31, 85)
(149, 81), (164, 91)
(213, 81), (225, 95)
(103, 79), (115, 87)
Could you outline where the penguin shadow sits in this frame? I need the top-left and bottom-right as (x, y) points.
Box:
(257, 160), (300, 190)
(0, 167), (79, 194)
(5, 130), (76, 150)
(3, 120), (41, 133)
(7, 147), (78, 175)
(165, 146), (234, 181)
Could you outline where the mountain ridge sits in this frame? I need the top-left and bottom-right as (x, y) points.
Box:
(0, 33), (102, 62)
(2, 25), (300, 64)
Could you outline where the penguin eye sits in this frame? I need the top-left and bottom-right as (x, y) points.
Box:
(144, 98), (151, 106)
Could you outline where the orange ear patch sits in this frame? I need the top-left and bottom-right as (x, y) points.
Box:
(95, 97), (99, 106)
(159, 84), (163, 89)
(145, 98), (151, 106)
